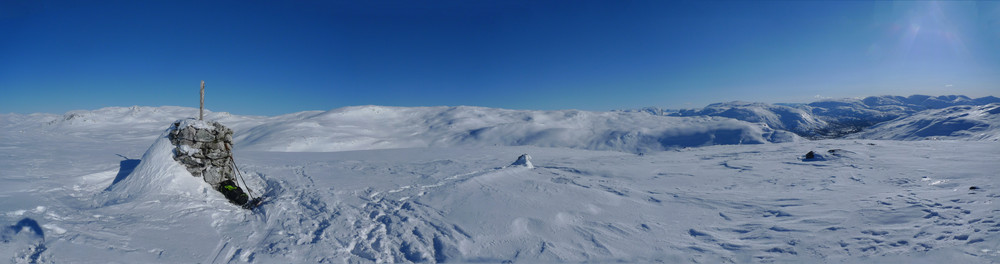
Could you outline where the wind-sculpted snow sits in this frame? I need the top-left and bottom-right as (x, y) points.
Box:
(234, 105), (795, 153)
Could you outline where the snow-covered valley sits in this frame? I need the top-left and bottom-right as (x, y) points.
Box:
(2, 96), (999, 263)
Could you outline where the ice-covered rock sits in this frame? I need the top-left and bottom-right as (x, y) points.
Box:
(511, 154), (534, 168)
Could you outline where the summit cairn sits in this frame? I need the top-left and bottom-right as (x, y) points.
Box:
(163, 80), (258, 208)
(173, 80), (236, 187)
(169, 119), (256, 207)
(168, 119), (235, 189)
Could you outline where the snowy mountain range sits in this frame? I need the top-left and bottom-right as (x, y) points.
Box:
(668, 101), (829, 137)
(847, 103), (1000, 141)
(665, 95), (1000, 139)
(1, 95), (998, 263)
(4, 95), (996, 154)
(4, 105), (803, 154)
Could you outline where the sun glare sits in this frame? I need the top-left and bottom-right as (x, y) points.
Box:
(888, 1), (971, 60)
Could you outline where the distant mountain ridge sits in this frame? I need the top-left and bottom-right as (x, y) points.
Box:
(846, 103), (1000, 141)
(2, 95), (996, 154)
(669, 101), (828, 136)
(661, 95), (1000, 140)
(2, 105), (799, 154)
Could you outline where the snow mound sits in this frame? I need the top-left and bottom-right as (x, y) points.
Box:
(849, 103), (1000, 141)
(510, 154), (534, 168)
(96, 123), (221, 206)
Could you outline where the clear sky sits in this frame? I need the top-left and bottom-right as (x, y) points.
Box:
(2, 1), (998, 116)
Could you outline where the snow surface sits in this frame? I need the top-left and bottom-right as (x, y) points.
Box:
(2, 100), (999, 263)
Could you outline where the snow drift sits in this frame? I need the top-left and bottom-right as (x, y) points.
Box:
(96, 122), (224, 207)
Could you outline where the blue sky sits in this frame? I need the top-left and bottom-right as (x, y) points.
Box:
(2, 1), (998, 116)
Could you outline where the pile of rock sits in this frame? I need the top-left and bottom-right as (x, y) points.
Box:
(167, 119), (235, 189)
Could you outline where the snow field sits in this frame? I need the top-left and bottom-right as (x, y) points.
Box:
(1, 102), (998, 263)
(197, 142), (1000, 262)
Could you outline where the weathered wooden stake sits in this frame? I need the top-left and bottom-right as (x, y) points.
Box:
(200, 80), (205, 121)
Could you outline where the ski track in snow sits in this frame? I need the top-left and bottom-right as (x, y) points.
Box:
(192, 153), (509, 263)
(347, 167), (494, 263)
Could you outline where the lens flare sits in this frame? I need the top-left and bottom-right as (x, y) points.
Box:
(886, 1), (971, 60)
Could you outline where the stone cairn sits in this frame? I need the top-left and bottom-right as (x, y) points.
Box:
(165, 82), (257, 208)
(168, 119), (236, 189)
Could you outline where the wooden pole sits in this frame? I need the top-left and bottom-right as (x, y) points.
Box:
(200, 80), (205, 121)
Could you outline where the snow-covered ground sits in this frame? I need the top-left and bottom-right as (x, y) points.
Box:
(2, 101), (999, 263)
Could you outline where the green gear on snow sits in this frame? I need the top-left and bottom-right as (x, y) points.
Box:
(224, 185), (237, 191)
